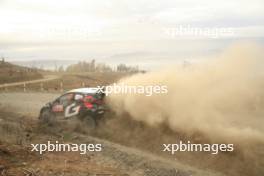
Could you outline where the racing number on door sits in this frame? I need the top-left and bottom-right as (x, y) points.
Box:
(65, 103), (81, 118)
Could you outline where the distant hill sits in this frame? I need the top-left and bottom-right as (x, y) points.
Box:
(11, 59), (78, 70)
(0, 61), (43, 84)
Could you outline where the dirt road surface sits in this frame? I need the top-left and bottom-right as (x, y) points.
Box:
(0, 92), (224, 176)
(0, 92), (59, 116)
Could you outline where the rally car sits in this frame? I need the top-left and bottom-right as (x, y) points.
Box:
(39, 88), (106, 128)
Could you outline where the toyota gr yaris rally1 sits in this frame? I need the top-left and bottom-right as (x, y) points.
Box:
(39, 88), (106, 128)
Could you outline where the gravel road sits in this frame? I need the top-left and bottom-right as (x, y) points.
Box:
(0, 92), (224, 176)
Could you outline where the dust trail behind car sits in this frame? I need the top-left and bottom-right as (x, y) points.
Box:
(107, 43), (264, 144)
(106, 43), (264, 176)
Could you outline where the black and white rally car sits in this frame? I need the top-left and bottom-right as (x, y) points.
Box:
(39, 88), (106, 128)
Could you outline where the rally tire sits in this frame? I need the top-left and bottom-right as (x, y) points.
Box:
(82, 115), (96, 130)
(39, 109), (56, 126)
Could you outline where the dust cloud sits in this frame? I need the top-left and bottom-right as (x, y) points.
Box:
(107, 43), (264, 144)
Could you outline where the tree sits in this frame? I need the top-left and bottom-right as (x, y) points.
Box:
(58, 65), (64, 72)
(117, 63), (139, 72)
(90, 59), (95, 72)
(1, 57), (5, 64)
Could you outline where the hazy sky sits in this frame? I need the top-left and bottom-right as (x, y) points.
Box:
(0, 0), (264, 69)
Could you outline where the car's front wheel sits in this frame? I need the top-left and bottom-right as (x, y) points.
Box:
(82, 115), (96, 130)
(39, 109), (56, 125)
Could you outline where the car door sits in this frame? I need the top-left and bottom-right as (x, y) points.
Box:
(64, 93), (83, 118)
(52, 93), (74, 117)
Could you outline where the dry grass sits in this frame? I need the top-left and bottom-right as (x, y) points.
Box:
(0, 62), (43, 84)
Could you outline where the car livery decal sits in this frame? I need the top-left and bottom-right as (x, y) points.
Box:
(52, 104), (63, 112)
(65, 103), (81, 118)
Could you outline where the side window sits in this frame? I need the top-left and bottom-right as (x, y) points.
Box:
(74, 93), (84, 101)
(59, 93), (74, 106)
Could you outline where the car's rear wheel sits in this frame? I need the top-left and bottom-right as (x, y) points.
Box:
(82, 115), (96, 130)
(39, 109), (56, 125)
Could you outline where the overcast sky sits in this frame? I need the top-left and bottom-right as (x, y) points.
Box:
(0, 0), (264, 69)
